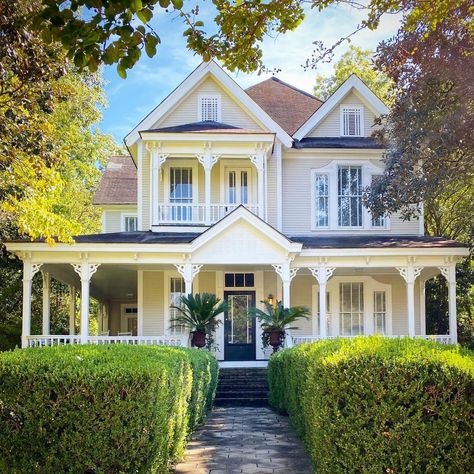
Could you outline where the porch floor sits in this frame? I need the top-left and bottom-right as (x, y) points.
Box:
(174, 406), (313, 473)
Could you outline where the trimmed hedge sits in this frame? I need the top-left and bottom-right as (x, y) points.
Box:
(0, 344), (218, 473)
(269, 337), (474, 473)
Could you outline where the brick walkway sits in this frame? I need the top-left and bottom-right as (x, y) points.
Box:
(174, 406), (313, 474)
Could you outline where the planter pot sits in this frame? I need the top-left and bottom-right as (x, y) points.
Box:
(191, 330), (207, 348)
(267, 329), (284, 353)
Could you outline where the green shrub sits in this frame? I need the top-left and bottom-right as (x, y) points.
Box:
(0, 344), (218, 473)
(268, 337), (474, 473)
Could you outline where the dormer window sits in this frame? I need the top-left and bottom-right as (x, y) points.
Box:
(341, 106), (363, 136)
(198, 94), (221, 122)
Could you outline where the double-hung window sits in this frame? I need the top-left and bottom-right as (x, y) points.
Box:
(170, 277), (186, 335)
(227, 169), (249, 205)
(313, 173), (329, 227)
(341, 106), (363, 136)
(373, 291), (387, 334)
(170, 167), (193, 221)
(340, 282), (364, 335)
(123, 215), (137, 232)
(338, 165), (363, 227)
(198, 95), (221, 122)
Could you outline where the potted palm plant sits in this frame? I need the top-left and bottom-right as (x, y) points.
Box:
(248, 300), (309, 353)
(170, 293), (227, 349)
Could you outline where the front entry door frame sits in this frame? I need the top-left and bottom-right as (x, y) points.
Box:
(224, 290), (256, 361)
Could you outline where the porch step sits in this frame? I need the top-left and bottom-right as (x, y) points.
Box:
(215, 368), (268, 407)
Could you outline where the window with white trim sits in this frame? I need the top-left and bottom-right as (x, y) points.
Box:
(314, 173), (329, 227)
(170, 277), (186, 335)
(123, 215), (137, 232)
(340, 282), (364, 335)
(198, 95), (221, 122)
(373, 291), (386, 334)
(170, 167), (193, 222)
(338, 165), (363, 227)
(370, 175), (386, 227)
(341, 106), (363, 136)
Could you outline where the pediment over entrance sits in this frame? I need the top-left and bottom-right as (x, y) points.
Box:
(190, 206), (301, 264)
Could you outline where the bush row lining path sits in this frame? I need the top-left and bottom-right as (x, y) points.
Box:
(174, 406), (313, 473)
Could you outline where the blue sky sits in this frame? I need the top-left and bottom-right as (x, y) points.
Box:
(100, 3), (401, 143)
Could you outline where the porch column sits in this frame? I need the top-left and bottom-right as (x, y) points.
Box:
(272, 263), (299, 308)
(309, 265), (336, 338)
(197, 148), (219, 225)
(149, 144), (168, 225)
(22, 262), (43, 348)
(72, 263), (100, 344)
(69, 286), (76, 335)
(250, 147), (265, 218)
(397, 265), (423, 338)
(439, 266), (457, 344)
(419, 279), (426, 336)
(175, 263), (203, 296)
(41, 270), (51, 335)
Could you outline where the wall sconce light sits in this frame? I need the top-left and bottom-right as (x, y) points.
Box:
(267, 294), (274, 306)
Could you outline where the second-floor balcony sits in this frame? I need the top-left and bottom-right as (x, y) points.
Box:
(157, 202), (260, 225)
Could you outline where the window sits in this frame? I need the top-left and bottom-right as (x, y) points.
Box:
(170, 277), (186, 335)
(373, 291), (386, 334)
(225, 273), (254, 288)
(123, 215), (137, 232)
(227, 169), (250, 204)
(198, 95), (221, 122)
(340, 282), (364, 335)
(314, 173), (329, 227)
(341, 106), (363, 136)
(338, 166), (363, 227)
(370, 175), (386, 227)
(170, 167), (193, 221)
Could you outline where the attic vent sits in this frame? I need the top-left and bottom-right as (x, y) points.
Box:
(341, 106), (363, 136)
(198, 95), (221, 122)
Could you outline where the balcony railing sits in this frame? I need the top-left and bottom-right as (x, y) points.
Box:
(157, 203), (259, 225)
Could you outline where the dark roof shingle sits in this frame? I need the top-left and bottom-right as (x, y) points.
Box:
(246, 77), (323, 135)
(294, 137), (385, 149)
(143, 120), (270, 134)
(93, 155), (137, 205)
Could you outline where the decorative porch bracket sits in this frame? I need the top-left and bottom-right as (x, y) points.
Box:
(148, 143), (169, 226)
(272, 263), (299, 308)
(22, 262), (43, 348)
(308, 266), (336, 338)
(175, 263), (203, 295)
(196, 144), (220, 225)
(72, 263), (101, 344)
(396, 265), (423, 338)
(438, 265), (457, 344)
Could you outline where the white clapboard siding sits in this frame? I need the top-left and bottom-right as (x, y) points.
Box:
(143, 271), (165, 336)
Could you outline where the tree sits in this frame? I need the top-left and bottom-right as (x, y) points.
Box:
(313, 46), (392, 102)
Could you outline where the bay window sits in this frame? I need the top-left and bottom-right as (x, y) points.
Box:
(338, 165), (362, 227)
(314, 173), (329, 227)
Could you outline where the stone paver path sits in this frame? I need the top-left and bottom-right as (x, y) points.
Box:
(174, 406), (313, 474)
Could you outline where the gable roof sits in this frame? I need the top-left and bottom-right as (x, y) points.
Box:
(293, 74), (389, 140)
(246, 77), (323, 135)
(124, 61), (293, 148)
(93, 155), (137, 205)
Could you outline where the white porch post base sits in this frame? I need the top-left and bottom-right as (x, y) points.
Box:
(72, 263), (100, 344)
(41, 271), (51, 336)
(308, 266), (335, 338)
(22, 262), (42, 348)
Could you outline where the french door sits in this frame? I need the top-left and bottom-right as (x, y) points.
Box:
(169, 167), (193, 221)
(224, 291), (256, 361)
(226, 169), (250, 205)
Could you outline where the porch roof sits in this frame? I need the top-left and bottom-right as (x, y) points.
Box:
(9, 232), (465, 249)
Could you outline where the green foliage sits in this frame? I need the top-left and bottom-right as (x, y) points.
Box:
(268, 337), (474, 473)
(313, 45), (393, 102)
(0, 344), (218, 472)
(170, 293), (227, 348)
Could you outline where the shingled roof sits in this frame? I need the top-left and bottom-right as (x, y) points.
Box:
(93, 155), (137, 205)
(246, 77), (323, 135)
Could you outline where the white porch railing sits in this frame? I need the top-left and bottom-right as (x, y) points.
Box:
(26, 335), (187, 347)
(157, 203), (259, 225)
(291, 334), (453, 346)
